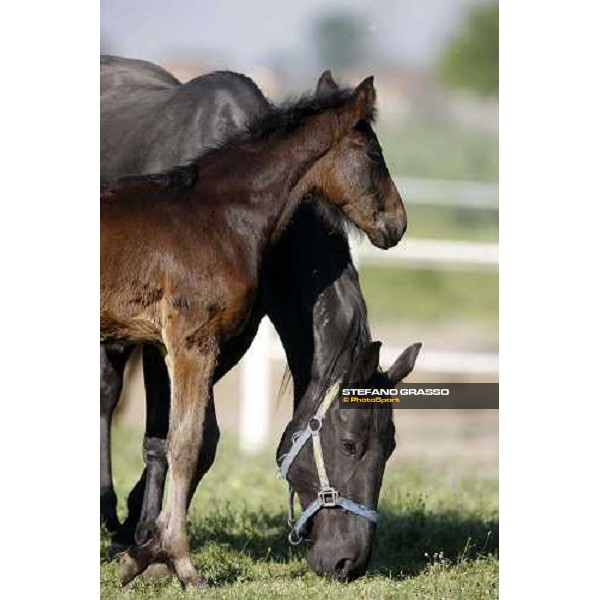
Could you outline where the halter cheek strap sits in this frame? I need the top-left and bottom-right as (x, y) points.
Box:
(277, 382), (378, 545)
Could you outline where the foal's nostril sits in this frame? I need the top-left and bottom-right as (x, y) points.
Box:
(383, 219), (405, 245)
(392, 218), (407, 240)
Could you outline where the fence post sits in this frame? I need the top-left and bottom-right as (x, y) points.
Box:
(239, 318), (272, 454)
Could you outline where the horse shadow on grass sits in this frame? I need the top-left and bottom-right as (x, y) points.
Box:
(186, 504), (498, 583)
(369, 507), (498, 578)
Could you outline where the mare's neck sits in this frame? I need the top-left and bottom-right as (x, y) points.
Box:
(262, 205), (372, 413)
(302, 263), (372, 408)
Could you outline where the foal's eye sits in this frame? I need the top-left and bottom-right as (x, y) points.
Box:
(366, 148), (383, 164)
(341, 439), (357, 455)
(354, 119), (371, 135)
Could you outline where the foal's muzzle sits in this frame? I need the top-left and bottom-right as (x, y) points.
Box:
(368, 216), (407, 249)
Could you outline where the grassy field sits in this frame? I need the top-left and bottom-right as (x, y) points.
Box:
(101, 427), (498, 599)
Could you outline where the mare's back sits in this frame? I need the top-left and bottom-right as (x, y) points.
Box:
(100, 56), (270, 180)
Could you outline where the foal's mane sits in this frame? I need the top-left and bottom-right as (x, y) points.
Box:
(117, 86), (377, 191)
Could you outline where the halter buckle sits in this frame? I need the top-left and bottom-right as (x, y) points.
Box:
(318, 488), (338, 507)
(309, 416), (323, 432)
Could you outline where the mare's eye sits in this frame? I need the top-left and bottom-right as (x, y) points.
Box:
(341, 439), (357, 455)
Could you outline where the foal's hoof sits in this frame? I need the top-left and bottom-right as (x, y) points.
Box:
(107, 540), (129, 562)
(119, 552), (144, 586)
(181, 572), (208, 592)
(172, 557), (208, 592)
(106, 525), (136, 562)
(118, 542), (157, 586)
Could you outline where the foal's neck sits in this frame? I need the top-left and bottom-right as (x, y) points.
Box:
(218, 115), (334, 251)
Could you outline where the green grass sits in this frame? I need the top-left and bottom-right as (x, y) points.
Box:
(359, 265), (499, 324)
(101, 428), (498, 599)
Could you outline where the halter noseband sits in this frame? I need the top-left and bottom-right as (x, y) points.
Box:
(277, 382), (378, 545)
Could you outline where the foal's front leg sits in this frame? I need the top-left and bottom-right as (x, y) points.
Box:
(121, 348), (220, 552)
(119, 339), (217, 590)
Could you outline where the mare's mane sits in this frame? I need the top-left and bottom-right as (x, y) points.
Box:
(116, 86), (376, 191)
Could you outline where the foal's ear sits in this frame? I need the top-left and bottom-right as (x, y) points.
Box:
(347, 341), (381, 383)
(316, 70), (339, 98)
(386, 343), (422, 385)
(343, 76), (376, 126)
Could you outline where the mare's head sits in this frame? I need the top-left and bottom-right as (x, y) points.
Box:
(277, 341), (421, 580)
(300, 72), (407, 249)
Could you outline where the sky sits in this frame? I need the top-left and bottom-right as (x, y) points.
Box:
(101, 0), (490, 74)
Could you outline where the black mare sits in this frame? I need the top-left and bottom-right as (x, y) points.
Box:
(100, 57), (417, 580)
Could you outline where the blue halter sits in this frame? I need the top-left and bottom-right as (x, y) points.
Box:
(277, 382), (378, 545)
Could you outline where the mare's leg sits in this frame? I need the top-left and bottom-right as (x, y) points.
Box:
(119, 344), (171, 547)
(100, 343), (133, 535)
(119, 338), (217, 590)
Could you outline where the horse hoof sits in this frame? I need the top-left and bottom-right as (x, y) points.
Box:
(119, 550), (149, 586)
(172, 557), (207, 591)
(183, 574), (207, 592)
(106, 537), (132, 562)
(106, 523), (136, 562)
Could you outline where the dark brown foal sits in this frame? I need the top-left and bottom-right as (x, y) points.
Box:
(100, 76), (406, 589)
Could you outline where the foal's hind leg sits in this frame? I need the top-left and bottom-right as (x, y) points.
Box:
(119, 338), (217, 590)
(100, 343), (133, 535)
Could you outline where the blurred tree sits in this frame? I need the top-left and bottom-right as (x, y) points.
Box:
(312, 12), (369, 71)
(438, 2), (499, 96)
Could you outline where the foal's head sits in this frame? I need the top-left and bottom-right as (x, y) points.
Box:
(278, 341), (421, 580)
(298, 74), (406, 249)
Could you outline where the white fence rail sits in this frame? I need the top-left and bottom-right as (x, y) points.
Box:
(239, 177), (499, 453)
(240, 322), (499, 454)
(356, 238), (498, 269)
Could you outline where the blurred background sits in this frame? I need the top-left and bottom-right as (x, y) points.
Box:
(102, 0), (498, 469)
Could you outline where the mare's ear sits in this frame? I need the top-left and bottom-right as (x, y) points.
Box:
(386, 343), (422, 384)
(342, 76), (376, 127)
(347, 341), (381, 383)
(316, 70), (339, 98)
